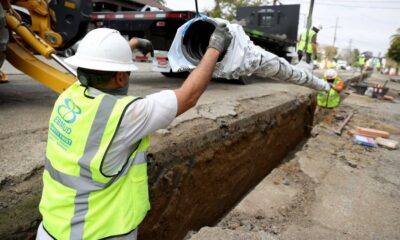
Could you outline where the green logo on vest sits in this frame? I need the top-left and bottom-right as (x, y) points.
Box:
(57, 98), (82, 124)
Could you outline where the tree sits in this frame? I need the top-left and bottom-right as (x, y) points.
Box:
(321, 45), (337, 61)
(205, 0), (264, 21)
(353, 48), (360, 62)
(342, 47), (359, 66)
(154, 0), (165, 5)
(386, 28), (400, 64)
(351, 48), (360, 67)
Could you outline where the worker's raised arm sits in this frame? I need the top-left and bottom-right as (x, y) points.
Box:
(174, 24), (232, 116)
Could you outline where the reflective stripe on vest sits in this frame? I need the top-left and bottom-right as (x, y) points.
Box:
(298, 30), (316, 54)
(40, 84), (151, 239)
(44, 152), (147, 192)
(317, 78), (341, 108)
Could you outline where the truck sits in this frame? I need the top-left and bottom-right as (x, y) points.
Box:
(0, 0), (301, 92)
(90, 4), (300, 80)
(89, 10), (195, 77)
(236, 4), (300, 63)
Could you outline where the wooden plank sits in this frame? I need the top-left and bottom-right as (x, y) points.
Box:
(355, 127), (390, 138)
(383, 95), (394, 101)
(376, 137), (399, 150)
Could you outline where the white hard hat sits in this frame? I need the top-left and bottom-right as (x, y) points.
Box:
(325, 69), (337, 79)
(65, 28), (138, 72)
(313, 23), (323, 31)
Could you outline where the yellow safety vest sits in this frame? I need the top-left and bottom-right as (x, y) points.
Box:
(317, 78), (342, 108)
(298, 30), (316, 54)
(359, 56), (366, 66)
(39, 83), (150, 239)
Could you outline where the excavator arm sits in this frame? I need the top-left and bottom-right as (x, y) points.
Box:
(0, 0), (91, 93)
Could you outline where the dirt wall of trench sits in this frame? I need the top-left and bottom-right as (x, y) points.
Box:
(0, 93), (315, 240)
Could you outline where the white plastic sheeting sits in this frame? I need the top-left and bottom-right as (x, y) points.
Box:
(168, 16), (330, 91)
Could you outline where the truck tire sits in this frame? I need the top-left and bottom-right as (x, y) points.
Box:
(0, 5), (9, 69)
(161, 71), (189, 78)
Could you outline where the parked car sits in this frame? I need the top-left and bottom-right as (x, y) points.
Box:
(336, 60), (348, 70)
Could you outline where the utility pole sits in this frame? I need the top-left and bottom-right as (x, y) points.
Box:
(332, 17), (340, 47)
(273, 0), (278, 5)
(348, 38), (353, 64)
(303, 0), (315, 59)
(348, 38), (352, 51)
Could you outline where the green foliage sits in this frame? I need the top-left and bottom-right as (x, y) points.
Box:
(204, 0), (264, 21)
(322, 45), (337, 61)
(353, 48), (360, 62)
(154, 0), (165, 5)
(386, 28), (400, 64)
(385, 58), (400, 68)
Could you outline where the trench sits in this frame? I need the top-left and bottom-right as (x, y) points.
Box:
(0, 91), (316, 240)
(139, 94), (316, 240)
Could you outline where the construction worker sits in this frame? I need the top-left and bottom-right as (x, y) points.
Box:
(317, 69), (344, 108)
(375, 58), (382, 73)
(297, 23), (322, 64)
(36, 25), (232, 239)
(358, 54), (366, 73)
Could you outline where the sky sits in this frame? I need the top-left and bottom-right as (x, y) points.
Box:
(164, 0), (400, 56)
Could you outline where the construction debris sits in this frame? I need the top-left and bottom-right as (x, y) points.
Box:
(375, 137), (399, 150)
(355, 127), (390, 138)
(383, 95), (394, 101)
(334, 112), (353, 136)
(352, 135), (377, 148)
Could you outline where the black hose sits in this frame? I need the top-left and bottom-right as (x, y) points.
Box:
(181, 19), (225, 66)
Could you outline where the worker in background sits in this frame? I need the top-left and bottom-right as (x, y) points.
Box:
(297, 23), (323, 64)
(36, 25), (232, 239)
(358, 54), (366, 73)
(375, 58), (382, 73)
(317, 69), (344, 108)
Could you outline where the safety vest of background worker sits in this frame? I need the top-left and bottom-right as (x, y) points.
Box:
(297, 23), (322, 64)
(359, 54), (366, 71)
(317, 69), (344, 108)
(375, 59), (382, 72)
(37, 25), (233, 239)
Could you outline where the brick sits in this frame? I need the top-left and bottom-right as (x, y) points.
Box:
(355, 127), (390, 138)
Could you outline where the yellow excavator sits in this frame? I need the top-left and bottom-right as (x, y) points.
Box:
(0, 0), (91, 93)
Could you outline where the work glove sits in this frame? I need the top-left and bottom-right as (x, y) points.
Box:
(208, 23), (233, 54)
(135, 38), (154, 57)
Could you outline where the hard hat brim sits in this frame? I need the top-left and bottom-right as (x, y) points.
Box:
(64, 55), (139, 72)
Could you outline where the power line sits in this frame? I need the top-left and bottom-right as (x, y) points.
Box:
(286, 1), (400, 10)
